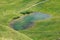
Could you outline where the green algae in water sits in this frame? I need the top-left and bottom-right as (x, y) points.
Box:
(10, 12), (51, 30)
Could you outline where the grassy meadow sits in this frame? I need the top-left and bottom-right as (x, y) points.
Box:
(0, 0), (60, 40)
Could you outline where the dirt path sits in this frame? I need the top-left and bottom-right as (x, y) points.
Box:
(17, 0), (49, 13)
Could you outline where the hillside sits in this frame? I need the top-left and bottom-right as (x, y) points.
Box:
(0, 0), (60, 40)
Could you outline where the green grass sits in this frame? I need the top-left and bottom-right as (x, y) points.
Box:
(0, 24), (32, 40)
(19, 0), (60, 40)
(0, 0), (60, 40)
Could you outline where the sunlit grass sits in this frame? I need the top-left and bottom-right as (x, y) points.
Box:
(0, 0), (60, 40)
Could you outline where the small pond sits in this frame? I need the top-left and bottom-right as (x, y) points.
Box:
(10, 12), (51, 30)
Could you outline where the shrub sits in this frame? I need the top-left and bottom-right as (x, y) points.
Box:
(20, 11), (33, 15)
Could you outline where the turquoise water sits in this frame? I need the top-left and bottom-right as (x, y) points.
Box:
(10, 12), (51, 30)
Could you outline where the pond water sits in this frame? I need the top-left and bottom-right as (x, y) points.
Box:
(10, 12), (51, 30)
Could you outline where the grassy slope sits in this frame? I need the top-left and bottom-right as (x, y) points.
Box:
(0, 0), (41, 40)
(0, 0), (60, 40)
(0, 24), (33, 40)
(19, 0), (60, 40)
